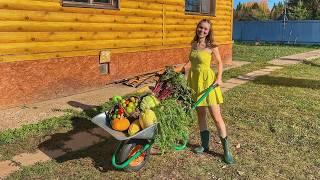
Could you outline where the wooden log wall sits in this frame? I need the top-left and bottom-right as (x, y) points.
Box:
(0, 0), (233, 63)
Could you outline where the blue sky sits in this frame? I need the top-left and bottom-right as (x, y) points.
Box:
(234, 0), (284, 9)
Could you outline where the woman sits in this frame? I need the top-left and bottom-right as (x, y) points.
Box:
(184, 19), (234, 164)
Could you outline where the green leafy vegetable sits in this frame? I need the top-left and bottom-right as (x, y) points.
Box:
(153, 98), (196, 153)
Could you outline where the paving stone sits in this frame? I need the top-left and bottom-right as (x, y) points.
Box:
(264, 66), (284, 70)
(225, 78), (249, 85)
(12, 150), (51, 167)
(259, 68), (277, 72)
(237, 75), (256, 81)
(38, 148), (66, 159)
(246, 71), (270, 77)
(280, 50), (320, 61)
(251, 70), (271, 75)
(62, 132), (103, 152)
(269, 59), (302, 66)
(221, 82), (240, 89)
(0, 160), (19, 178)
(221, 88), (231, 93)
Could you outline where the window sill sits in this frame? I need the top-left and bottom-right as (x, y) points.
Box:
(62, 2), (119, 10)
(185, 11), (216, 17)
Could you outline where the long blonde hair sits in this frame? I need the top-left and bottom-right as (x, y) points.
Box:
(191, 19), (216, 48)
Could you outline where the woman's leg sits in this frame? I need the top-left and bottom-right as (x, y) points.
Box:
(196, 106), (207, 131)
(207, 105), (226, 138)
(208, 105), (234, 164)
(194, 107), (209, 153)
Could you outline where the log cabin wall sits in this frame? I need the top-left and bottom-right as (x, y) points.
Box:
(0, 0), (233, 109)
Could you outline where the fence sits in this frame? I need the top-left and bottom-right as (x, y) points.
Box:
(233, 20), (320, 44)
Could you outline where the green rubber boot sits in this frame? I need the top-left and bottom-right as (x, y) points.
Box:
(220, 136), (234, 164)
(194, 130), (209, 154)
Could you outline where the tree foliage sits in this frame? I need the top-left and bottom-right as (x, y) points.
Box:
(288, 0), (308, 20)
(234, 0), (269, 21)
(270, 2), (284, 20)
(234, 0), (320, 20)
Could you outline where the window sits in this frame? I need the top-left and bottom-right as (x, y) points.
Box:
(62, 0), (119, 9)
(185, 0), (216, 16)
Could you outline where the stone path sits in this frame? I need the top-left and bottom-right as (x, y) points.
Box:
(269, 49), (320, 66)
(1, 50), (320, 178)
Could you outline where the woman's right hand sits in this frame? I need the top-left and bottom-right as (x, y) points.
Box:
(181, 61), (190, 74)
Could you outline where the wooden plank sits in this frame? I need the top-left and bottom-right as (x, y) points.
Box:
(0, 0), (163, 17)
(166, 31), (231, 38)
(0, 44), (191, 62)
(0, 41), (235, 63)
(164, 36), (231, 45)
(0, 9), (163, 24)
(166, 24), (230, 31)
(0, 31), (163, 43)
(0, 21), (163, 32)
(0, 38), (165, 55)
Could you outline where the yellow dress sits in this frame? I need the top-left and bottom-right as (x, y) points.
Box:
(187, 49), (224, 106)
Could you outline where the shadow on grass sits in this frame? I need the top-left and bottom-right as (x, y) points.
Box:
(67, 101), (98, 110)
(187, 142), (224, 161)
(38, 101), (118, 172)
(253, 76), (320, 89)
(302, 60), (320, 67)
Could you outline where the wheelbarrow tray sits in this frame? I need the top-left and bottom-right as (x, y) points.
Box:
(91, 112), (157, 141)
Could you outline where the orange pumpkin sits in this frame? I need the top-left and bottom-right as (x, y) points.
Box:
(111, 117), (130, 131)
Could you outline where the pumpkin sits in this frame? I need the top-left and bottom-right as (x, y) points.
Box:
(111, 117), (130, 131)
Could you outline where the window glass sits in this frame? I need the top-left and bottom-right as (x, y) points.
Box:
(185, 0), (216, 16)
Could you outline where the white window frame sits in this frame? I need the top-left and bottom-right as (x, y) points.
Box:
(62, 0), (119, 10)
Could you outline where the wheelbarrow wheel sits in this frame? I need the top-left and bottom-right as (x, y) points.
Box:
(116, 139), (151, 172)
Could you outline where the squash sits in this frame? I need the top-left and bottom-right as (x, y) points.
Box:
(139, 109), (157, 129)
(128, 120), (141, 136)
(140, 95), (160, 111)
(111, 117), (130, 131)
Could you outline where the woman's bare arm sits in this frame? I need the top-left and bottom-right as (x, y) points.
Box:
(212, 46), (223, 85)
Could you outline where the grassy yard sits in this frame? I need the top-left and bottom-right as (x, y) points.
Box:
(223, 42), (318, 80)
(1, 43), (320, 179)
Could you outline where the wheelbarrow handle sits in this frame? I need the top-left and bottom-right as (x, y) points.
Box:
(191, 83), (219, 110)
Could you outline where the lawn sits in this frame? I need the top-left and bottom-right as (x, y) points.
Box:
(1, 43), (320, 179)
(223, 42), (318, 80)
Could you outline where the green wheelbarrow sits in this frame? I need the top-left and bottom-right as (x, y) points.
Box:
(91, 84), (218, 172)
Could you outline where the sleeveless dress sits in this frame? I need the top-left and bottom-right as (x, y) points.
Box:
(187, 49), (224, 106)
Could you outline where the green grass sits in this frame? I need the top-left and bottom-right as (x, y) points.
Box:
(1, 43), (320, 179)
(6, 58), (320, 179)
(222, 42), (319, 80)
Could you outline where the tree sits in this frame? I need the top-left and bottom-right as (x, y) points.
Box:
(236, 2), (243, 11)
(289, 0), (308, 20)
(270, 2), (284, 20)
(288, 0), (320, 19)
(252, 2), (260, 9)
(233, 1), (270, 21)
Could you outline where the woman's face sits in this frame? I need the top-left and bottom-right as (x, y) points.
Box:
(196, 22), (210, 38)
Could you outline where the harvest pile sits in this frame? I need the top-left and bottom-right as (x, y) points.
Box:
(106, 67), (196, 152)
(108, 94), (159, 136)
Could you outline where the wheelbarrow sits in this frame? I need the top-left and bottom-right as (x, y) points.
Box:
(91, 84), (218, 171)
